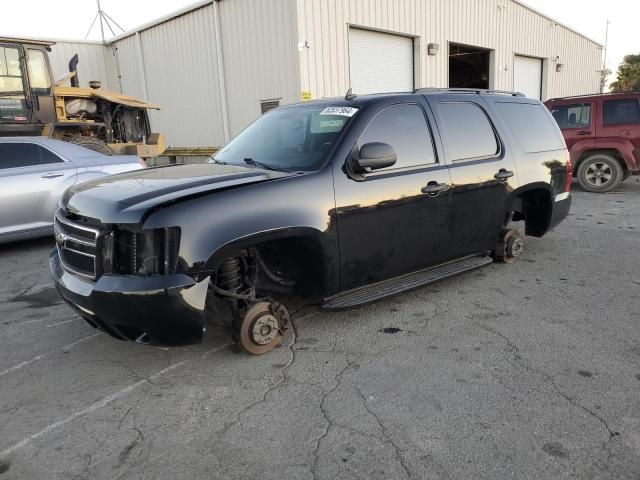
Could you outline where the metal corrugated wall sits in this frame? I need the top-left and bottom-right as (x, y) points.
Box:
(296, 0), (602, 101)
(49, 41), (119, 91)
(119, 4), (226, 147)
(51, 0), (603, 148)
(218, 0), (300, 136)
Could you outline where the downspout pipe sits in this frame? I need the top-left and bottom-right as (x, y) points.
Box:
(213, 0), (231, 143)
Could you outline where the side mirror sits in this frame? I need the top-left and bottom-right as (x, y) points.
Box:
(354, 142), (397, 171)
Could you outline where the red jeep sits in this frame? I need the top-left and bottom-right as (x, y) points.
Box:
(546, 92), (640, 192)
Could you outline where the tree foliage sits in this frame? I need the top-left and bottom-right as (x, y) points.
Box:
(610, 54), (640, 92)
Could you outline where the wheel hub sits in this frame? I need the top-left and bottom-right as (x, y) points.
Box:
(586, 162), (613, 186)
(251, 314), (279, 345)
(238, 301), (290, 355)
(507, 237), (524, 258)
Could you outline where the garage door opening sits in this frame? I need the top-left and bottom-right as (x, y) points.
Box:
(449, 43), (491, 89)
(514, 55), (543, 99)
(349, 28), (414, 95)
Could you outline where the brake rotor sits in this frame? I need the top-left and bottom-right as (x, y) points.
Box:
(239, 302), (289, 355)
(496, 229), (523, 264)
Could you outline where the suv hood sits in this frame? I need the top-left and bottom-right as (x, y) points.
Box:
(62, 163), (292, 224)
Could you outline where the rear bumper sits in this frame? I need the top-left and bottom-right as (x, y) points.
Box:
(50, 249), (208, 346)
(549, 193), (572, 230)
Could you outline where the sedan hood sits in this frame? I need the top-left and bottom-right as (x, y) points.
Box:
(62, 163), (291, 224)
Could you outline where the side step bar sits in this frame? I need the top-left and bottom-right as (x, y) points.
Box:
(323, 254), (493, 311)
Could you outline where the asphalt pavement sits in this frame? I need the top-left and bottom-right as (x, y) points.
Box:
(1, 180), (639, 479)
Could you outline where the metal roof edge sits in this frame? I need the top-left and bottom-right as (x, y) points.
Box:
(511, 0), (604, 48)
(0, 35), (105, 46)
(106, 0), (214, 43)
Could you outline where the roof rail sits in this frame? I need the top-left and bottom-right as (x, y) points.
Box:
(546, 91), (640, 102)
(415, 88), (525, 97)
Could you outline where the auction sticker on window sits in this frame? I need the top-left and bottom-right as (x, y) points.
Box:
(319, 106), (359, 117)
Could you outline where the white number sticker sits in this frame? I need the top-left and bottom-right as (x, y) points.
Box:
(319, 106), (359, 117)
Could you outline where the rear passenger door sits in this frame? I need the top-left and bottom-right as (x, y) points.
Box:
(598, 97), (640, 149)
(427, 96), (518, 257)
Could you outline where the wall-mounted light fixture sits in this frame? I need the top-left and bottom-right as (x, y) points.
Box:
(427, 43), (440, 56)
(553, 56), (564, 73)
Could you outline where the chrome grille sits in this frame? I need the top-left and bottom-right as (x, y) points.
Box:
(54, 211), (101, 280)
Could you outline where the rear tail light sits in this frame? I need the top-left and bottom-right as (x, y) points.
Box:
(564, 151), (573, 193)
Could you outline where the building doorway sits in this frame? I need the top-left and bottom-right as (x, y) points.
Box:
(449, 43), (491, 89)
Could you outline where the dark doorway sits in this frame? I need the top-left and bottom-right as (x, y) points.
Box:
(449, 44), (491, 89)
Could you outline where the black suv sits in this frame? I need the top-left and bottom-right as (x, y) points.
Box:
(51, 89), (572, 354)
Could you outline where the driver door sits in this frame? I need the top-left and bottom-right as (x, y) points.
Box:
(333, 102), (454, 291)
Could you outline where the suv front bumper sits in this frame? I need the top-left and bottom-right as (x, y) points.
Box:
(50, 249), (209, 346)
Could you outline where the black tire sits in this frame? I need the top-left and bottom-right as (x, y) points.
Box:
(63, 136), (114, 156)
(623, 170), (632, 182)
(576, 154), (623, 193)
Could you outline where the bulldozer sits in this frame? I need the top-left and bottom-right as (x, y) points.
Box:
(0, 37), (165, 157)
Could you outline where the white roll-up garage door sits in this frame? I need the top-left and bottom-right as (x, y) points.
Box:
(349, 28), (414, 95)
(514, 55), (543, 99)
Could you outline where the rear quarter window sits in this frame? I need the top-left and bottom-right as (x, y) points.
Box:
(494, 102), (566, 153)
(603, 99), (640, 126)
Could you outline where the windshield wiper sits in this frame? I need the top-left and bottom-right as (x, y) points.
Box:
(211, 157), (227, 165)
(243, 158), (285, 172)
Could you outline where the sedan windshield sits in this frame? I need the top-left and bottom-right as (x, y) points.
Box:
(211, 105), (358, 172)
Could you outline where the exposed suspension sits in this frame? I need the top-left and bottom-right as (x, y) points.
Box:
(209, 248), (294, 355)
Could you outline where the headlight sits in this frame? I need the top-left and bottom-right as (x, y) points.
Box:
(103, 227), (181, 276)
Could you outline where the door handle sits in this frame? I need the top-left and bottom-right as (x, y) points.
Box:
(576, 131), (592, 136)
(421, 182), (450, 196)
(41, 172), (64, 179)
(494, 169), (514, 181)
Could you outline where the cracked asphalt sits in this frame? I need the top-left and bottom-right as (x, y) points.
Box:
(1, 180), (640, 479)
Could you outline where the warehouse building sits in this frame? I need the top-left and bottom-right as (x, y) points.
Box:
(48, 0), (603, 149)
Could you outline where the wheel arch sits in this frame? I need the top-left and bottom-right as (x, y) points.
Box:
(509, 183), (553, 238)
(572, 141), (638, 173)
(199, 227), (339, 297)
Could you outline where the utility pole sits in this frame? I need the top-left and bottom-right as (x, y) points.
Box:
(601, 19), (611, 93)
(85, 0), (125, 43)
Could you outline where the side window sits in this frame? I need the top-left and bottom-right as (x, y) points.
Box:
(495, 102), (566, 153)
(0, 143), (41, 169)
(603, 99), (640, 126)
(550, 103), (591, 128)
(27, 50), (51, 95)
(39, 146), (64, 165)
(438, 102), (499, 161)
(357, 104), (436, 169)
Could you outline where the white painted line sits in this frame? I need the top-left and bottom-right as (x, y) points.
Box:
(0, 355), (47, 378)
(62, 333), (101, 352)
(15, 315), (78, 326)
(0, 360), (189, 458)
(0, 343), (229, 458)
(46, 319), (76, 328)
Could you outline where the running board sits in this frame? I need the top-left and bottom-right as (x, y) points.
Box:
(323, 254), (493, 310)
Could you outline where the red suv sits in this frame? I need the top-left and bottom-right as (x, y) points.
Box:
(546, 92), (640, 192)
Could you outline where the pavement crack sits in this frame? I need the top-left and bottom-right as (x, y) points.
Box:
(479, 323), (620, 440)
(310, 358), (356, 480)
(217, 318), (300, 437)
(353, 385), (412, 480)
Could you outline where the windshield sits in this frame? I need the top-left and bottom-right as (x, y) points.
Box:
(212, 105), (358, 172)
